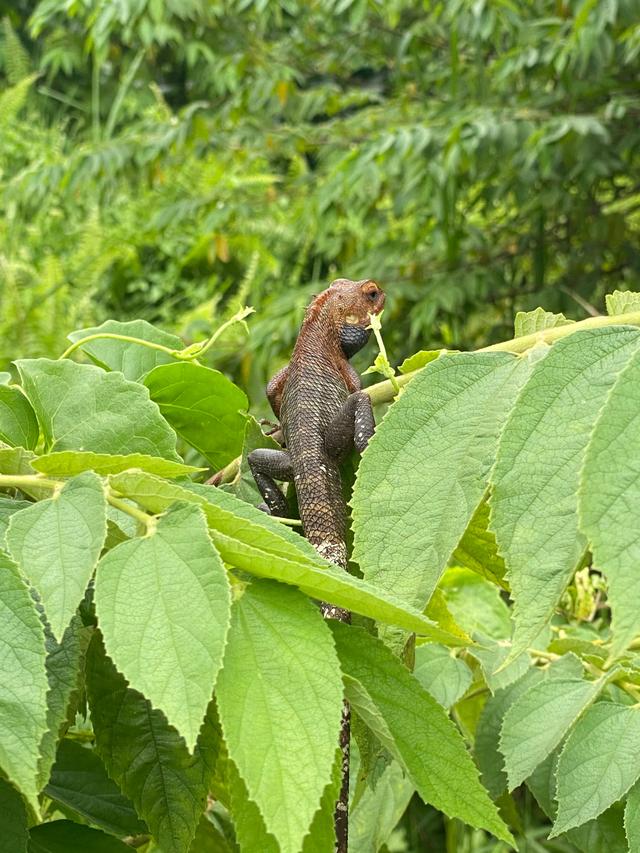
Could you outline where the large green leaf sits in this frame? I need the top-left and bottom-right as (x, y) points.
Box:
(0, 551), (48, 813)
(528, 750), (628, 853)
(16, 359), (180, 461)
(490, 327), (640, 661)
(144, 362), (247, 468)
(552, 702), (640, 836)
(46, 739), (146, 837)
(216, 582), (343, 853)
(331, 623), (513, 844)
(86, 633), (219, 853)
(352, 352), (529, 610)
(500, 674), (605, 790)
(108, 472), (456, 639)
(95, 503), (231, 752)
(579, 347), (640, 658)
(32, 450), (202, 478)
(67, 319), (183, 381)
(0, 385), (38, 449)
(28, 820), (131, 853)
(0, 778), (28, 853)
(38, 616), (91, 790)
(7, 471), (107, 641)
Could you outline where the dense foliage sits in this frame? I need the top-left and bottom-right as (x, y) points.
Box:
(0, 295), (640, 851)
(2, 1), (640, 408)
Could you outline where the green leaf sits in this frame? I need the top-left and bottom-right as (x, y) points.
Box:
(108, 472), (455, 639)
(352, 352), (529, 610)
(552, 702), (640, 836)
(0, 496), (31, 543)
(332, 623), (514, 844)
(350, 759), (415, 853)
(144, 362), (248, 469)
(7, 471), (107, 642)
(45, 739), (146, 837)
(500, 675), (605, 790)
(413, 644), (472, 709)
(624, 780), (640, 852)
(216, 582), (343, 853)
(490, 327), (640, 661)
(95, 503), (231, 752)
(451, 497), (507, 588)
(32, 450), (203, 478)
(528, 750), (628, 853)
(0, 550), (48, 813)
(605, 290), (640, 317)
(0, 385), (38, 449)
(38, 616), (91, 790)
(28, 820), (131, 853)
(0, 778), (28, 853)
(67, 319), (183, 381)
(475, 667), (544, 798)
(514, 307), (574, 337)
(86, 633), (219, 853)
(579, 347), (640, 657)
(398, 349), (446, 374)
(16, 359), (181, 461)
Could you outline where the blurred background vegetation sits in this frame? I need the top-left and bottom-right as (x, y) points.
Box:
(2, 3), (639, 849)
(2, 0), (639, 412)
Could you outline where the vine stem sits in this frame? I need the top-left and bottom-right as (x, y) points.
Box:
(0, 475), (155, 532)
(58, 305), (254, 363)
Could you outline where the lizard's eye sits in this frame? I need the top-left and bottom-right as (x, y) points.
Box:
(366, 289), (379, 302)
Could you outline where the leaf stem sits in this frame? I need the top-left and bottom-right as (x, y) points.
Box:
(59, 333), (181, 362)
(0, 474), (60, 492)
(107, 493), (156, 534)
(184, 305), (255, 361)
(58, 306), (254, 364)
(0, 474), (156, 534)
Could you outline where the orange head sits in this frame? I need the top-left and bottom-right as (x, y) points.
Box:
(327, 278), (385, 327)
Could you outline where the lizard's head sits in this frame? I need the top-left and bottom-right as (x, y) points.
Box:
(328, 278), (385, 327)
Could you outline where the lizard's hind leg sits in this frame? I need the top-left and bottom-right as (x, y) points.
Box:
(325, 391), (375, 459)
(248, 449), (293, 517)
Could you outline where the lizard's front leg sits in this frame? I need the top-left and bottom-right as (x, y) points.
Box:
(324, 391), (375, 459)
(248, 448), (292, 517)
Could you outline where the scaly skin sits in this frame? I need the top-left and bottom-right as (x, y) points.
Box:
(249, 278), (385, 571)
(249, 278), (385, 853)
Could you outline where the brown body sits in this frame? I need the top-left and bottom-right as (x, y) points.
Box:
(259, 278), (385, 566)
(248, 278), (385, 853)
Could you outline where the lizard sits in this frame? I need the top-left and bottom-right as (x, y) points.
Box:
(248, 277), (385, 852)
